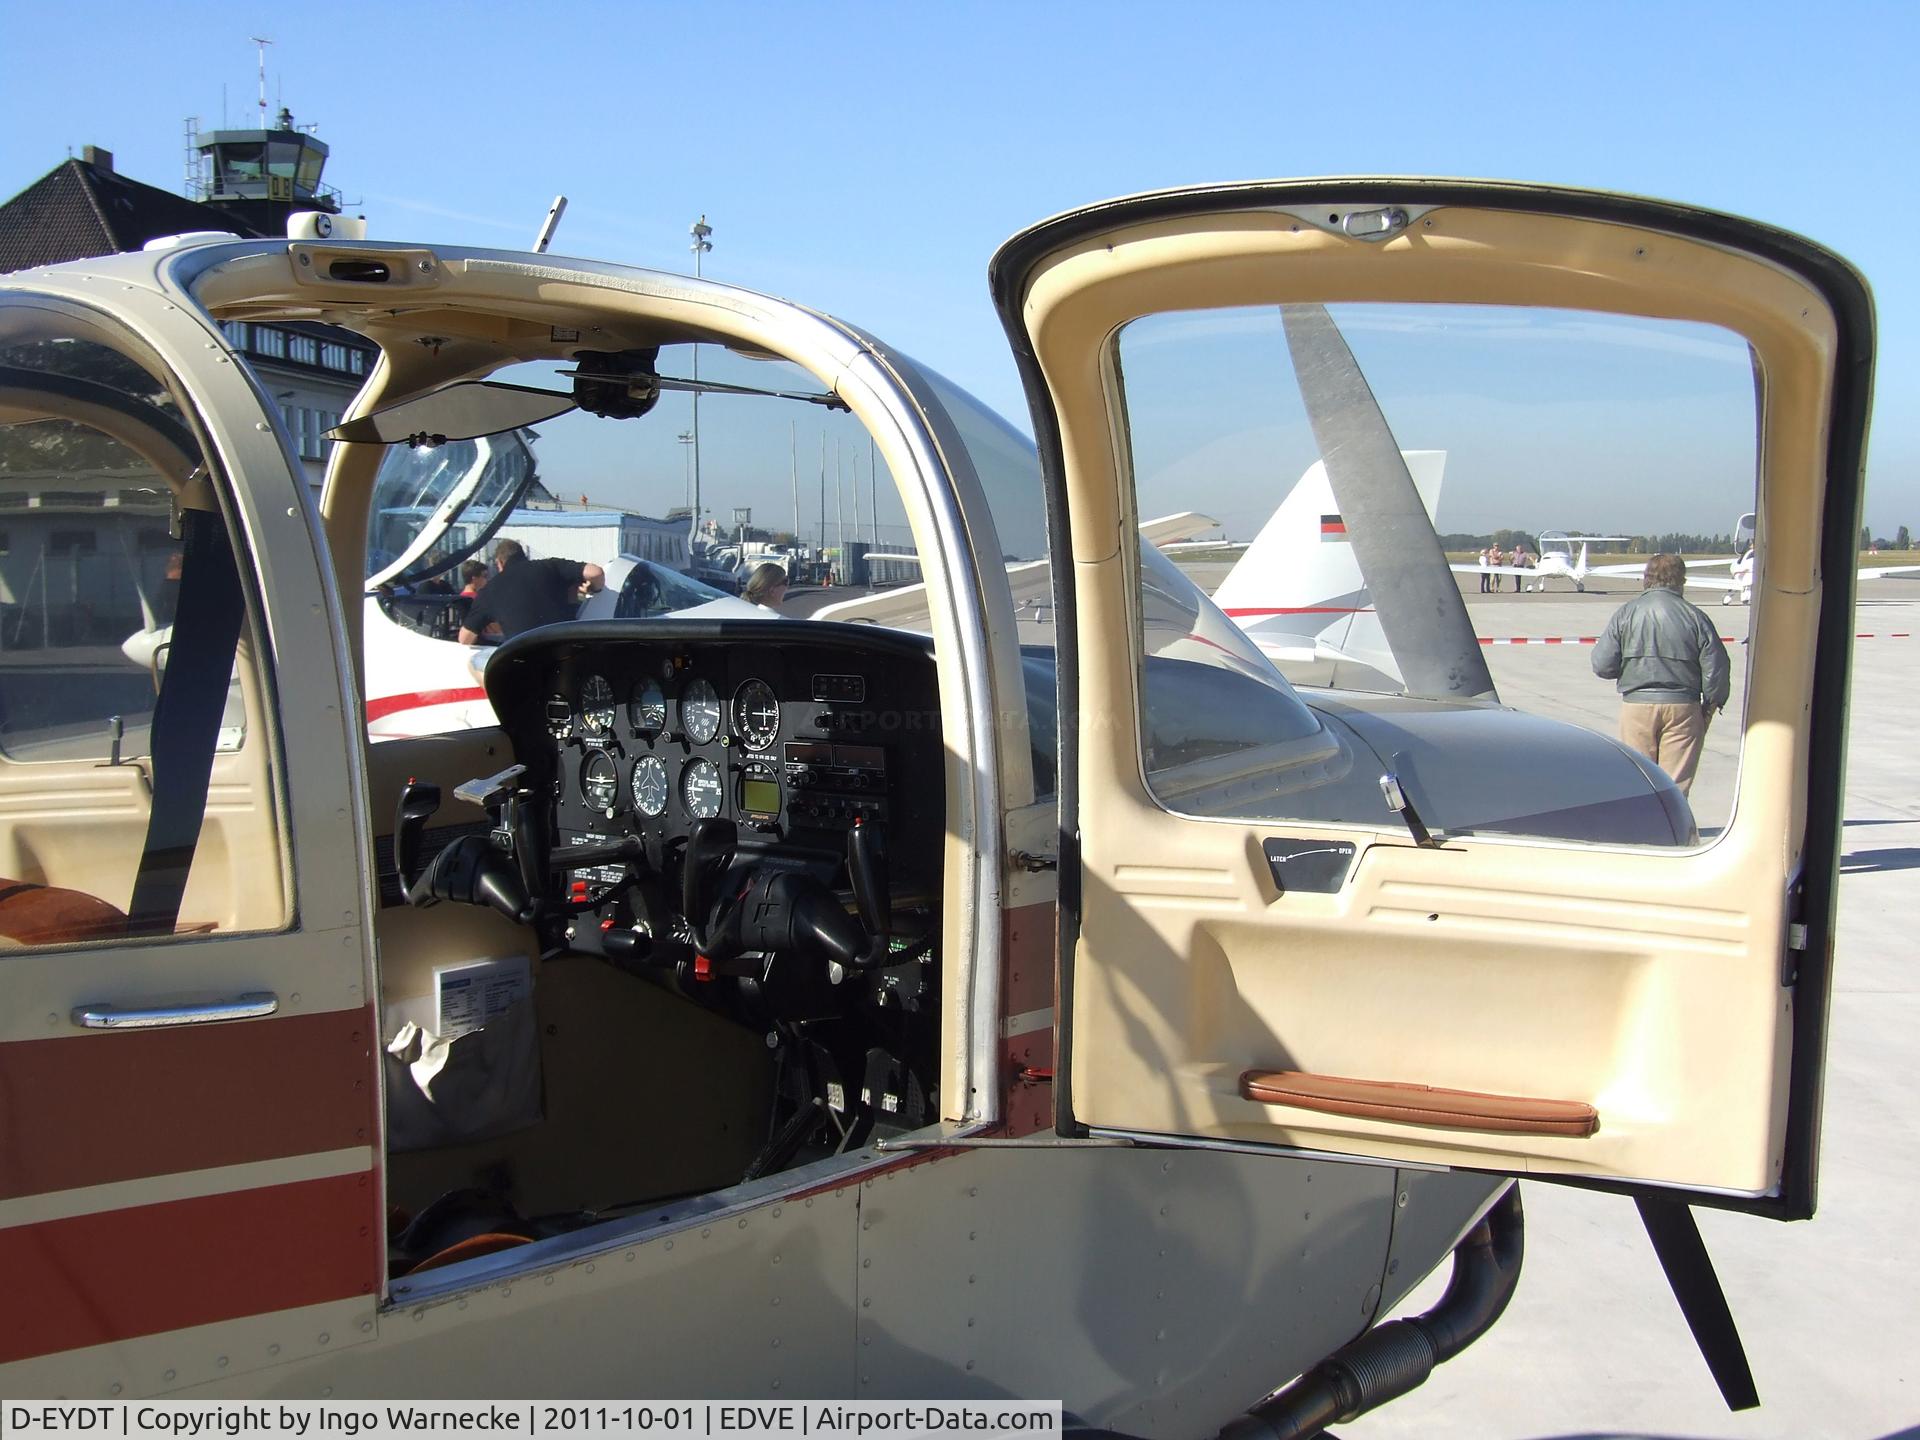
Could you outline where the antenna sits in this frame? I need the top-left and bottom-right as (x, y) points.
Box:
(531, 195), (567, 254)
(183, 117), (199, 199)
(250, 37), (273, 127)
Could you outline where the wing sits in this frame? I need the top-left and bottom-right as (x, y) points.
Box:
(1138, 511), (1223, 547)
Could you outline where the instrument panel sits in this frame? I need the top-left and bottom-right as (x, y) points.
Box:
(488, 621), (945, 913)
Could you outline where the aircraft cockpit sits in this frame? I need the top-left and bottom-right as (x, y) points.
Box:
(313, 322), (1001, 1267)
(391, 619), (947, 1200)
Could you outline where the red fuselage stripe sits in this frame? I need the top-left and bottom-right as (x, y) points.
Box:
(365, 687), (490, 722)
(0, 1172), (380, 1363)
(1223, 607), (1374, 616)
(0, 1006), (376, 1200)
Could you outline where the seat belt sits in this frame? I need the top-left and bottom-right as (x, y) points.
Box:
(126, 504), (246, 936)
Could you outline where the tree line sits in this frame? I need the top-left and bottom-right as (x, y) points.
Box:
(1440, 528), (1916, 554)
(1438, 530), (1739, 554)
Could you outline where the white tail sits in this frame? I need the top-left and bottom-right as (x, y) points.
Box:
(1211, 451), (1446, 683)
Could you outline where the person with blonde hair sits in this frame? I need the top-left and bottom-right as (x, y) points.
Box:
(743, 561), (789, 611)
(1590, 552), (1730, 795)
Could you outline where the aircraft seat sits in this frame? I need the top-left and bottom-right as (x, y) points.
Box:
(0, 878), (129, 945)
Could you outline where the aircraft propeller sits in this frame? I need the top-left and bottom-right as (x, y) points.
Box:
(1280, 305), (1498, 703)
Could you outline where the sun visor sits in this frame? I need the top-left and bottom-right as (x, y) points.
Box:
(330, 379), (576, 446)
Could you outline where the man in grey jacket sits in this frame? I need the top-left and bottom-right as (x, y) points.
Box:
(1591, 553), (1730, 796)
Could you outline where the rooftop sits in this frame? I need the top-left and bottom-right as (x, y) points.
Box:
(0, 152), (260, 273)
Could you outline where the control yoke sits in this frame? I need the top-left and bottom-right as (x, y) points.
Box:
(394, 778), (536, 924)
(684, 816), (894, 980)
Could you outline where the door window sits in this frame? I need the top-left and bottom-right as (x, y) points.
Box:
(0, 322), (288, 943)
(1116, 303), (1758, 845)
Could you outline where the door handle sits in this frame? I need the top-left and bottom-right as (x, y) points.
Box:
(71, 992), (279, 1030)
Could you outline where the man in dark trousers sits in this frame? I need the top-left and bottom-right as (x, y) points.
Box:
(1590, 552), (1730, 796)
(457, 539), (605, 644)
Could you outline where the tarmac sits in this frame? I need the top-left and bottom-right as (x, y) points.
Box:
(1340, 581), (1920, 1440)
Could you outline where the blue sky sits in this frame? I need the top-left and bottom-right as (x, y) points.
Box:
(3, 0), (1914, 535)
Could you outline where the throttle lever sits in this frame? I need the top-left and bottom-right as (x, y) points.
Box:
(395, 779), (441, 898)
(846, 817), (891, 969)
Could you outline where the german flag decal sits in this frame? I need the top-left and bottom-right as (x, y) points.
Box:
(1320, 514), (1347, 541)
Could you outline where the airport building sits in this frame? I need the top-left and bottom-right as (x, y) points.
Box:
(492, 508), (689, 570)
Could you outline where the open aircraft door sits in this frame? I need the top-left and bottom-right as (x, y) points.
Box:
(0, 265), (381, 1390)
(996, 182), (1870, 1217)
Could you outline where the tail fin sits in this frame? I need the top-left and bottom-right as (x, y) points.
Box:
(1212, 450), (1446, 685)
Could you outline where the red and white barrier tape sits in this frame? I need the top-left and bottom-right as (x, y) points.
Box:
(1478, 633), (1910, 644)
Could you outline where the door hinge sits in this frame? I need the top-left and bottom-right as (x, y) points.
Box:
(1011, 850), (1058, 873)
(1782, 874), (1808, 987)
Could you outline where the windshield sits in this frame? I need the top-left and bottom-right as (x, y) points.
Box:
(615, 561), (729, 618)
(889, 351), (1329, 798)
(365, 429), (538, 589)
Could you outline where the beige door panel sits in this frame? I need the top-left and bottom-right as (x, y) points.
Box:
(362, 728), (538, 1028)
(1018, 188), (1849, 1201)
(0, 751), (282, 933)
(363, 727), (516, 837)
(1073, 535), (1811, 1192)
(0, 762), (150, 889)
(1076, 815), (1790, 1192)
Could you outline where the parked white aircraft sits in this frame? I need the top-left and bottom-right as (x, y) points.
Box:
(1457, 530), (1634, 592)
(1212, 451), (1445, 685)
(1670, 513), (1758, 605)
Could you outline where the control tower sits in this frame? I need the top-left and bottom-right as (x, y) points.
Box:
(195, 106), (340, 234)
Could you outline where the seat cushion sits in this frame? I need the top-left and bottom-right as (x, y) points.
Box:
(0, 879), (129, 945)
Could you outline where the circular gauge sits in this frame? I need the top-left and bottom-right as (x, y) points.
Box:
(681, 757), (723, 818)
(631, 754), (669, 817)
(629, 679), (666, 733)
(581, 751), (622, 812)
(579, 675), (616, 736)
(733, 678), (780, 751)
(680, 678), (722, 744)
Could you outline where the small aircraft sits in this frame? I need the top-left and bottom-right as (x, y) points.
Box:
(1456, 530), (1634, 592)
(0, 181), (1870, 1432)
(1673, 512), (1759, 605)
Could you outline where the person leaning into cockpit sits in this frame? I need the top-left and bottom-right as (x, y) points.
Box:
(457, 539), (604, 643)
(743, 562), (789, 611)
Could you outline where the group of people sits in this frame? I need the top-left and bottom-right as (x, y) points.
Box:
(445, 545), (792, 647)
(1474, 543), (1535, 592)
(456, 540), (606, 645)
